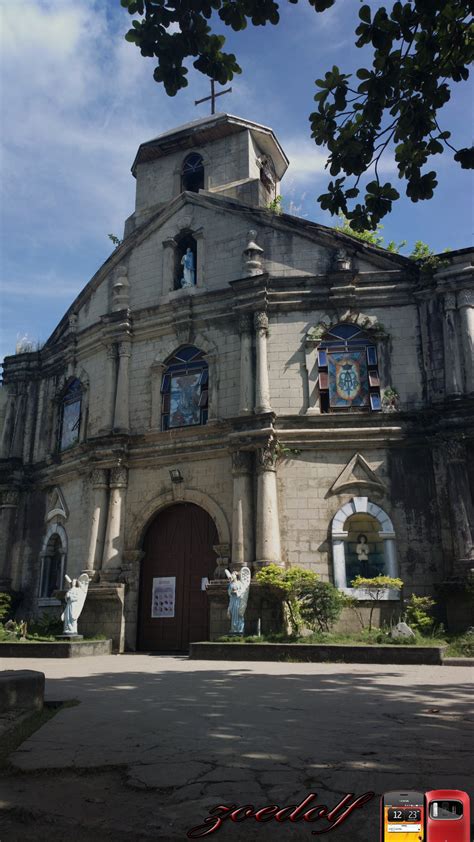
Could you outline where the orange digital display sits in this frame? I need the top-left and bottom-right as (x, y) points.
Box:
(383, 804), (424, 841)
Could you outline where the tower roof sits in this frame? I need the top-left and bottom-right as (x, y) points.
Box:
(131, 112), (289, 179)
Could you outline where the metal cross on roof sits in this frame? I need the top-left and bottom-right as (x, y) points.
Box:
(195, 79), (232, 115)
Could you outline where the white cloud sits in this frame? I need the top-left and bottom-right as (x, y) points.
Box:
(283, 138), (329, 180)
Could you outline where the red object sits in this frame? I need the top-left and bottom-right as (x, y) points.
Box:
(425, 791), (471, 842)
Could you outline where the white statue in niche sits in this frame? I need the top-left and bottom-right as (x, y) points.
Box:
(225, 567), (251, 634)
(61, 573), (90, 635)
(356, 534), (369, 562)
(180, 248), (195, 287)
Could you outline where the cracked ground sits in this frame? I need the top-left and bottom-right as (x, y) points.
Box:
(0, 655), (472, 841)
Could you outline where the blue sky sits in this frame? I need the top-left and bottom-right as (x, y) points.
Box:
(1, 0), (472, 362)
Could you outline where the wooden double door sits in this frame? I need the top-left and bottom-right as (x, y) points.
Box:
(137, 503), (218, 651)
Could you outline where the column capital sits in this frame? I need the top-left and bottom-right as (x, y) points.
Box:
(256, 442), (277, 473)
(458, 289), (474, 309)
(0, 489), (20, 508)
(254, 311), (269, 335)
(238, 313), (252, 334)
(104, 343), (117, 360)
(90, 468), (109, 489)
(231, 450), (253, 476)
(444, 291), (457, 311)
(117, 339), (132, 357)
(110, 465), (128, 487)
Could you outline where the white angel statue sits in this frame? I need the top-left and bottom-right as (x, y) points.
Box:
(225, 567), (251, 634)
(61, 573), (90, 635)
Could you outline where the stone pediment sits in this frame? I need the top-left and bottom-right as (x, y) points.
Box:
(329, 453), (386, 496)
(45, 486), (68, 521)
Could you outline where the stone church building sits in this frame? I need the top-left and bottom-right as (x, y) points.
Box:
(1, 113), (473, 651)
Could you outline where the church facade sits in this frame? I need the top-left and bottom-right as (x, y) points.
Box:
(1, 113), (473, 651)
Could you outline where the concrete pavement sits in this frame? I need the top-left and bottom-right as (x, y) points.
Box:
(0, 654), (472, 841)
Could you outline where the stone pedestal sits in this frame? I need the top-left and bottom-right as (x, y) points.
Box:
(56, 634), (83, 641)
(206, 581), (284, 640)
(78, 583), (126, 652)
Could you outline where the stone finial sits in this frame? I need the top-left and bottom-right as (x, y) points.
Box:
(243, 230), (264, 277)
(111, 265), (130, 312)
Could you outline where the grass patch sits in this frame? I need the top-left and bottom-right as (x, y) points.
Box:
(0, 700), (80, 770)
(215, 629), (451, 647)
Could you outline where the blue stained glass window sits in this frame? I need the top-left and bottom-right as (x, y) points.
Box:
(59, 378), (82, 451)
(370, 393), (382, 411)
(367, 346), (378, 366)
(161, 346), (208, 430)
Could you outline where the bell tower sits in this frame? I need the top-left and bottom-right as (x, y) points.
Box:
(125, 113), (289, 234)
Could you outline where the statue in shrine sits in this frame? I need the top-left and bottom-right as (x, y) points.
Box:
(61, 573), (90, 635)
(180, 248), (195, 287)
(356, 534), (369, 562)
(225, 567), (251, 634)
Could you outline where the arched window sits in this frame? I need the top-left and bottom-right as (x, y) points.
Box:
(58, 378), (82, 450)
(39, 531), (66, 599)
(174, 232), (197, 289)
(161, 346), (208, 431)
(317, 324), (381, 412)
(181, 153), (204, 193)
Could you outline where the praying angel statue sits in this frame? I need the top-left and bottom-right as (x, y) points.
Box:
(225, 567), (251, 634)
(61, 573), (90, 635)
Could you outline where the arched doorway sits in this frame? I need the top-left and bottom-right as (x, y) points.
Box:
(137, 502), (218, 651)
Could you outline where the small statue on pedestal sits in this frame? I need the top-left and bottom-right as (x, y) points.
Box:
(225, 567), (251, 634)
(60, 573), (90, 637)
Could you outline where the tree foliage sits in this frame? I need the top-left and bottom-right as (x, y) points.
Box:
(121, 0), (473, 230)
(351, 574), (403, 631)
(255, 563), (318, 634)
(298, 580), (346, 632)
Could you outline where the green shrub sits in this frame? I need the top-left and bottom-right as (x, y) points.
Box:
(404, 594), (436, 634)
(256, 564), (319, 635)
(298, 580), (346, 633)
(29, 612), (63, 637)
(0, 592), (12, 621)
(447, 630), (474, 658)
(351, 575), (403, 631)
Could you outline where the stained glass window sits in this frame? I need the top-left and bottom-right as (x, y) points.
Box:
(161, 346), (208, 431)
(59, 379), (82, 450)
(317, 324), (381, 413)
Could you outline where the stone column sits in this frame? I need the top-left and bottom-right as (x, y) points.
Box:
(0, 387), (16, 458)
(100, 344), (117, 434)
(445, 439), (474, 561)
(206, 353), (219, 422)
(102, 465), (128, 579)
(114, 339), (131, 433)
(443, 292), (463, 396)
(255, 442), (281, 567)
(254, 311), (272, 414)
(332, 536), (348, 589)
(238, 314), (253, 415)
(231, 451), (254, 570)
(0, 490), (20, 589)
(10, 385), (27, 459)
(458, 289), (474, 394)
(84, 469), (109, 578)
(150, 361), (165, 429)
(162, 238), (177, 293)
(382, 534), (399, 578)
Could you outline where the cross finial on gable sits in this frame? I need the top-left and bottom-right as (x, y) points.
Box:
(195, 79), (232, 115)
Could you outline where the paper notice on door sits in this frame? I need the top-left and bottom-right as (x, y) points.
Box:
(201, 577), (209, 591)
(151, 576), (176, 618)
